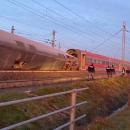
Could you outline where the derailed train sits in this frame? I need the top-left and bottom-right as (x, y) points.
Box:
(0, 29), (78, 70)
(0, 29), (130, 71)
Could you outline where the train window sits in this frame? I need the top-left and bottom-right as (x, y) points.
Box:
(105, 61), (108, 65)
(16, 41), (25, 48)
(89, 58), (92, 63)
(99, 60), (101, 64)
(28, 45), (37, 51)
(86, 57), (90, 62)
(94, 59), (96, 64)
(106, 61), (109, 65)
(102, 61), (105, 64)
(100, 60), (102, 64)
(98, 60), (101, 64)
(91, 59), (94, 63)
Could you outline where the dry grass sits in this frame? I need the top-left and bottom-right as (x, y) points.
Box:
(87, 107), (130, 130)
(0, 77), (130, 130)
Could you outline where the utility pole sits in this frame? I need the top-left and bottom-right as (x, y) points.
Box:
(121, 21), (127, 67)
(11, 25), (15, 34)
(51, 30), (56, 47)
(58, 42), (61, 49)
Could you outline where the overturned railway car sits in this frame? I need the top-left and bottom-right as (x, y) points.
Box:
(0, 29), (77, 70)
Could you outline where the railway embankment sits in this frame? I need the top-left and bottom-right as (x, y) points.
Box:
(84, 87), (130, 130)
(0, 77), (130, 130)
(0, 71), (106, 89)
(87, 103), (130, 130)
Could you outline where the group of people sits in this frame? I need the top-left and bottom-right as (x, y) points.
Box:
(106, 65), (115, 78)
(87, 63), (129, 80)
(121, 67), (130, 76)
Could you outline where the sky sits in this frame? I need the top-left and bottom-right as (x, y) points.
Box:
(0, 0), (130, 60)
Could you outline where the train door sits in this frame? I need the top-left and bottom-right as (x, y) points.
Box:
(81, 53), (86, 70)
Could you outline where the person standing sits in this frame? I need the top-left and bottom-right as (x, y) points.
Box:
(111, 65), (115, 75)
(121, 67), (125, 76)
(87, 63), (95, 80)
(106, 65), (112, 78)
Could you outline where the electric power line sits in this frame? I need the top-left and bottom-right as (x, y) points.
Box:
(5, 0), (125, 54)
(53, 0), (114, 36)
(7, 0), (112, 46)
(7, 0), (99, 43)
(31, 0), (109, 42)
(90, 30), (121, 51)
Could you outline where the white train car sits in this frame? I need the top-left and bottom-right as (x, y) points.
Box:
(0, 29), (72, 70)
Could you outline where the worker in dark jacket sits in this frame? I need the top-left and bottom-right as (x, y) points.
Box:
(106, 65), (112, 78)
(87, 63), (95, 80)
(111, 65), (115, 75)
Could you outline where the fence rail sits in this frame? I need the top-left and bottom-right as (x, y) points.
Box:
(0, 87), (89, 130)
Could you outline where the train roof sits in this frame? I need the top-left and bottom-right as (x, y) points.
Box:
(0, 29), (66, 56)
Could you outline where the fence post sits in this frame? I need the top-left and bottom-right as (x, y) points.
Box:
(128, 89), (130, 107)
(69, 89), (77, 130)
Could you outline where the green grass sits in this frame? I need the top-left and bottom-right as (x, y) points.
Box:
(88, 107), (130, 130)
(0, 77), (130, 130)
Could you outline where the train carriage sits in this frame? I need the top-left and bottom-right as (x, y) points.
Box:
(67, 49), (130, 72)
(0, 29), (73, 70)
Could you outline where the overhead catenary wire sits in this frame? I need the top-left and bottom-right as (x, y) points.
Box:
(9, 0), (121, 51)
(53, 0), (130, 58)
(3, 0), (128, 57)
(31, 0), (109, 42)
(6, 0), (99, 44)
(53, 0), (114, 36)
(90, 30), (121, 51)
(8, 0), (122, 52)
(0, 16), (52, 40)
(31, 0), (123, 53)
(4, 0), (91, 48)
(0, 14), (49, 31)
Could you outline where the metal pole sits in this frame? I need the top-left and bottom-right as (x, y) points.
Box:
(58, 42), (61, 49)
(69, 89), (77, 130)
(11, 25), (15, 34)
(122, 21), (126, 67)
(52, 30), (56, 47)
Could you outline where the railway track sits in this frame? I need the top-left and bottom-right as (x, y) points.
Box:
(0, 70), (85, 81)
(0, 71), (89, 89)
(0, 70), (111, 89)
(0, 70), (106, 80)
(0, 77), (86, 89)
(0, 70), (79, 73)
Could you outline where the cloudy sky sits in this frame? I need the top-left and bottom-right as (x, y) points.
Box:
(0, 0), (130, 60)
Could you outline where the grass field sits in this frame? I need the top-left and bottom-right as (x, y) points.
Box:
(0, 77), (130, 130)
(88, 106), (130, 130)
